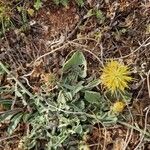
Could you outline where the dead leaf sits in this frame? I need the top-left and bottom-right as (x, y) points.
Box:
(40, 73), (56, 86)
(0, 104), (5, 111)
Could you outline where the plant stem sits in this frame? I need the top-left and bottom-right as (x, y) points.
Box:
(118, 120), (150, 137)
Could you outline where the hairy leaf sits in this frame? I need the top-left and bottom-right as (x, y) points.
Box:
(63, 51), (87, 78)
(7, 112), (23, 135)
(84, 91), (102, 104)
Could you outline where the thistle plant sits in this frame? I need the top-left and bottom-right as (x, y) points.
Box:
(0, 53), (137, 149)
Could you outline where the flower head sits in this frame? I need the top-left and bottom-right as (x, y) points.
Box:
(101, 60), (132, 93)
(111, 101), (126, 113)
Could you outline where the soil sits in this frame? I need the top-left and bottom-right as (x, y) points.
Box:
(0, 0), (150, 149)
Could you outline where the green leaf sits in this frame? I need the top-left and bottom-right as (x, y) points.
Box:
(83, 9), (105, 23)
(64, 92), (72, 101)
(52, 132), (68, 148)
(22, 113), (31, 122)
(0, 67), (5, 75)
(57, 91), (66, 104)
(74, 125), (83, 134)
(71, 100), (85, 112)
(72, 81), (84, 96)
(61, 0), (69, 6)
(84, 91), (102, 104)
(83, 79), (101, 90)
(53, 0), (69, 6)
(75, 0), (84, 7)
(0, 113), (13, 123)
(34, 0), (42, 10)
(15, 90), (22, 97)
(106, 90), (132, 103)
(95, 9), (104, 20)
(0, 109), (22, 123)
(57, 91), (70, 110)
(122, 91), (132, 102)
(53, 0), (60, 5)
(63, 51), (87, 78)
(101, 114), (118, 125)
(79, 115), (87, 121)
(0, 100), (12, 105)
(7, 113), (23, 135)
(27, 112), (40, 123)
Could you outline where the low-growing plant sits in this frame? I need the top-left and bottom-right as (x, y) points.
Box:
(0, 0), (33, 36)
(84, 8), (105, 23)
(34, 0), (42, 10)
(1, 51), (145, 149)
(53, 0), (84, 7)
(34, 0), (85, 9)
(0, 1), (13, 36)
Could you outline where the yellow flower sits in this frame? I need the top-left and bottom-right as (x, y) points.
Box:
(112, 101), (125, 113)
(101, 60), (132, 93)
(27, 8), (35, 17)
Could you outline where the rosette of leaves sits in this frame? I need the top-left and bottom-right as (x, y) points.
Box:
(22, 51), (119, 149)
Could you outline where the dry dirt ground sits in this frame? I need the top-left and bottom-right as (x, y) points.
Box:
(0, 0), (150, 150)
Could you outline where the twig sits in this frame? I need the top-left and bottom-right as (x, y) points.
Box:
(119, 92), (135, 149)
(134, 107), (150, 150)
(68, 41), (104, 66)
(66, 19), (83, 40)
(72, 37), (98, 43)
(147, 70), (150, 98)
(0, 62), (33, 97)
(34, 42), (69, 63)
(123, 125), (133, 150)
(123, 37), (150, 58)
(0, 108), (23, 115)
(112, 37), (150, 60)
(0, 134), (19, 142)
(20, 76), (34, 89)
